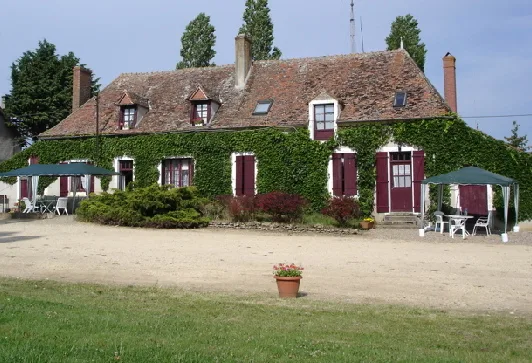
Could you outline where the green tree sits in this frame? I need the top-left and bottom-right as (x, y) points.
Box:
(504, 120), (530, 152)
(4, 40), (99, 144)
(385, 14), (427, 71)
(238, 0), (281, 60)
(176, 13), (216, 69)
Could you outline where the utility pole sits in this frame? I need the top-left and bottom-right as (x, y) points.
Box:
(95, 93), (100, 163)
(350, 0), (356, 53)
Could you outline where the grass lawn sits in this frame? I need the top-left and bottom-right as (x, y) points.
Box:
(0, 278), (531, 362)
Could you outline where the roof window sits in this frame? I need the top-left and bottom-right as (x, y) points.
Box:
(394, 92), (407, 107)
(252, 99), (273, 115)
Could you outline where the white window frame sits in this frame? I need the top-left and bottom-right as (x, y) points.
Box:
(113, 156), (135, 190)
(308, 98), (339, 140)
(327, 147), (359, 197)
(157, 156), (194, 186)
(231, 152), (258, 196)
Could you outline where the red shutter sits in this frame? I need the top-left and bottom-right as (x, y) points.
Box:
(332, 153), (343, 196)
(243, 155), (255, 196)
(189, 159), (194, 186)
(412, 151), (425, 213)
(161, 160), (166, 185)
(344, 153), (357, 196)
(118, 108), (124, 128)
(376, 152), (389, 213)
(59, 161), (68, 197)
(235, 156), (244, 196)
(459, 185), (488, 215)
(29, 155), (39, 165)
(20, 179), (29, 199)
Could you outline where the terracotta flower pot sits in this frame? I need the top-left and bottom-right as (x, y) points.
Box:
(274, 276), (302, 298)
(360, 221), (375, 230)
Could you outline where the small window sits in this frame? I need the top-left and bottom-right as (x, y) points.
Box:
(394, 92), (407, 107)
(252, 99), (273, 115)
(120, 106), (137, 130)
(118, 160), (134, 190)
(162, 159), (193, 187)
(192, 102), (209, 126)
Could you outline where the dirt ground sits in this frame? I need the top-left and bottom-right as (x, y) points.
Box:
(1, 216), (531, 313)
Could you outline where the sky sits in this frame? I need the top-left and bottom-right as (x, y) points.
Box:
(0, 0), (531, 145)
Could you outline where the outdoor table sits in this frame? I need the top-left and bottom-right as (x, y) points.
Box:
(445, 215), (475, 236)
(36, 197), (58, 214)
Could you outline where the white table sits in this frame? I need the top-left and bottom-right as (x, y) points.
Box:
(445, 215), (475, 236)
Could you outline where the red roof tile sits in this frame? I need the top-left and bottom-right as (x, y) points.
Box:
(40, 50), (450, 138)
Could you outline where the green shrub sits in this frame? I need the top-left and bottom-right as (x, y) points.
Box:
(77, 185), (210, 229)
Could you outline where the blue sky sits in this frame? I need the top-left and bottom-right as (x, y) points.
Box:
(1, 0), (530, 144)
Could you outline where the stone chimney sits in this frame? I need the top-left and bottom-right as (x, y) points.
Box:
(442, 52), (457, 113)
(235, 34), (252, 89)
(72, 65), (92, 112)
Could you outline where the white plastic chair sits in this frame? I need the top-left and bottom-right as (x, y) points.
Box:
(22, 197), (40, 213)
(434, 211), (448, 234)
(450, 218), (467, 239)
(54, 197), (68, 215)
(472, 211), (492, 236)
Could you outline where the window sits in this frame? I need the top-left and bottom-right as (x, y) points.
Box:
(192, 102), (209, 126)
(120, 106), (137, 130)
(394, 92), (407, 107)
(392, 164), (411, 188)
(314, 104), (335, 140)
(252, 99), (273, 115)
(391, 152), (411, 161)
(332, 153), (357, 196)
(118, 160), (134, 190)
(162, 159), (193, 187)
(235, 155), (255, 196)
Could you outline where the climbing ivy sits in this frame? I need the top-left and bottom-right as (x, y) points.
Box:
(1, 116), (531, 220)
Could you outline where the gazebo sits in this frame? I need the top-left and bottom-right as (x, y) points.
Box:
(0, 163), (118, 212)
(420, 167), (519, 234)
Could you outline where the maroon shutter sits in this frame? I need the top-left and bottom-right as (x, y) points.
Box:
(20, 179), (28, 199)
(459, 185), (488, 215)
(243, 155), (255, 196)
(235, 156), (244, 196)
(189, 159), (194, 186)
(29, 155), (39, 165)
(412, 151), (424, 213)
(119, 108), (124, 128)
(332, 153), (343, 196)
(59, 161), (68, 197)
(376, 152), (389, 213)
(344, 153), (357, 196)
(161, 160), (166, 185)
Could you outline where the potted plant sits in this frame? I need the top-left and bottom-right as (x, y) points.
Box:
(360, 217), (375, 230)
(273, 263), (303, 298)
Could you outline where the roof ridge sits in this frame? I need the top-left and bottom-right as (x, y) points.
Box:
(119, 64), (234, 77)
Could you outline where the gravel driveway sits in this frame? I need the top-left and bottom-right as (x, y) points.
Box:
(1, 217), (531, 313)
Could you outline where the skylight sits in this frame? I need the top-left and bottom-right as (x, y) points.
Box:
(394, 92), (407, 107)
(253, 99), (273, 115)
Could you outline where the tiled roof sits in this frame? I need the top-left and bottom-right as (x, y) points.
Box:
(40, 50), (451, 138)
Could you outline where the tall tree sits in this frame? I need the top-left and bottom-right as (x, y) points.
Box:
(504, 120), (530, 152)
(385, 14), (427, 71)
(176, 13), (216, 69)
(238, 0), (281, 60)
(4, 40), (99, 144)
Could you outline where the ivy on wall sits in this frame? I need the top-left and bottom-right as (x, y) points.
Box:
(1, 116), (531, 220)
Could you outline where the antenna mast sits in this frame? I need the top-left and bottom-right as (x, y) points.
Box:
(350, 0), (356, 53)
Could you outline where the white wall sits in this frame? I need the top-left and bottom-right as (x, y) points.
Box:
(0, 181), (18, 211)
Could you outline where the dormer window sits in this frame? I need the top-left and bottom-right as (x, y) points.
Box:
(120, 106), (137, 130)
(314, 103), (334, 140)
(192, 102), (210, 126)
(394, 92), (407, 107)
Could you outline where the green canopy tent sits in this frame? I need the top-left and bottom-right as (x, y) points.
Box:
(0, 163), (118, 212)
(420, 167), (519, 235)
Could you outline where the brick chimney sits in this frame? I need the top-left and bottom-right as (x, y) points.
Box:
(72, 65), (92, 112)
(235, 34), (252, 89)
(442, 52), (457, 113)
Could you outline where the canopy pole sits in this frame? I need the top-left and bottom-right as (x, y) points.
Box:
(502, 185), (509, 234)
(437, 184), (443, 211)
(420, 184), (425, 230)
(514, 184), (519, 230)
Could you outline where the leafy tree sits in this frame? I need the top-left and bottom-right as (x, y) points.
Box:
(238, 0), (281, 60)
(4, 40), (99, 145)
(504, 120), (530, 152)
(176, 13), (216, 69)
(385, 14), (427, 71)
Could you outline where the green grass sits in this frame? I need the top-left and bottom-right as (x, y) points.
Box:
(1, 278), (531, 362)
(302, 213), (360, 228)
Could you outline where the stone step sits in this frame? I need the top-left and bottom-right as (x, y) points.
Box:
(376, 223), (418, 229)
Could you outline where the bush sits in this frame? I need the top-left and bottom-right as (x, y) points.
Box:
(321, 196), (361, 227)
(256, 191), (307, 222)
(76, 184), (210, 229)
